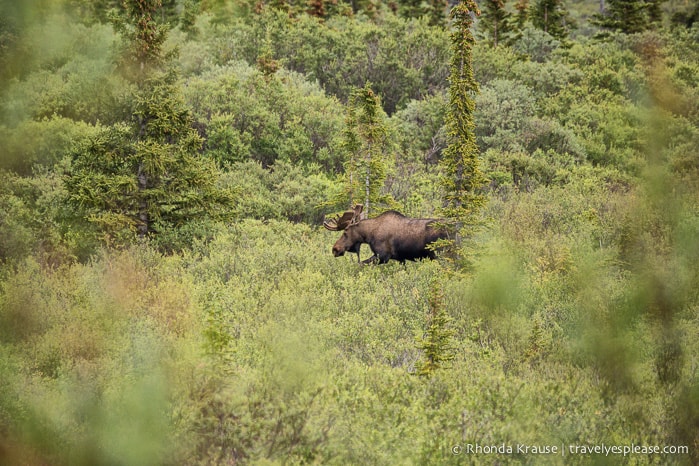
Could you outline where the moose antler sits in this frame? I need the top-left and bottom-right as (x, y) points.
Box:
(323, 204), (363, 231)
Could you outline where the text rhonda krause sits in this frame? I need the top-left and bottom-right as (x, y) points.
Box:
(459, 443), (689, 456)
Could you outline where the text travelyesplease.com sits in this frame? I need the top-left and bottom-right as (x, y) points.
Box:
(451, 443), (689, 457)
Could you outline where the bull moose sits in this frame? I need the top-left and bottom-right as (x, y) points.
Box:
(323, 204), (448, 264)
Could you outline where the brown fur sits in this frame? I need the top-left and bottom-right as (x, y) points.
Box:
(331, 211), (447, 264)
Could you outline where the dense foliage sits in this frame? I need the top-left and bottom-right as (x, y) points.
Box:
(1, 0), (699, 464)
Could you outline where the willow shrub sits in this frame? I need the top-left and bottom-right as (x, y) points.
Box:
(0, 247), (202, 465)
(1, 212), (697, 464)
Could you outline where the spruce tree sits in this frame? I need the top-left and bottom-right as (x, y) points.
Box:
(66, 0), (233, 244)
(670, 2), (699, 29)
(256, 27), (280, 77)
(593, 0), (652, 35)
(340, 98), (361, 209)
(180, 0), (200, 35)
(426, 0), (449, 27)
(399, 0), (424, 21)
(357, 84), (388, 217)
(531, 0), (573, 41)
(416, 279), (454, 377)
(646, 0), (662, 25)
(399, 0), (448, 26)
(439, 0), (486, 253)
(513, 0), (530, 30)
(336, 83), (392, 217)
(479, 0), (512, 47)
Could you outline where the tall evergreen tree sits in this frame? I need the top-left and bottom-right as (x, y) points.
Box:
(513, 0), (530, 31)
(531, 0), (573, 41)
(670, 2), (699, 29)
(646, 0), (662, 25)
(66, 0), (233, 244)
(357, 85), (387, 217)
(479, 0), (512, 47)
(399, 0), (423, 20)
(593, 0), (653, 34)
(336, 83), (392, 217)
(256, 27), (281, 77)
(180, 0), (200, 35)
(428, 0), (449, 26)
(439, 0), (486, 253)
(416, 279), (454, 377)
(398, 0), (448, 26)
(340, 98), (361, 209)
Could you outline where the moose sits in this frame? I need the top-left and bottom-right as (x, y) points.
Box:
(323, 204), (448, 264)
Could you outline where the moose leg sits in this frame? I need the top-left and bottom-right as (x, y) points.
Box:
(347, 243), (361, 263)
(375, 241), (392, 264)
(377, 253), (391, 264)
(361, 254), (378, 265)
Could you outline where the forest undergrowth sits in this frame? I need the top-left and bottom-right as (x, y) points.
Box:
(1, 0), (698, 464)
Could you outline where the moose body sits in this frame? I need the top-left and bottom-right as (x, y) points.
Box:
(325, 206), (447, 264)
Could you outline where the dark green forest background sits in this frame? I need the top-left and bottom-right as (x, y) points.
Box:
(1, 0), (698, 464)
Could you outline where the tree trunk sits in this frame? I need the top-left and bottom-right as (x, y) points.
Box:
(349, 155), (354, 209)
(137, 162), (149, 237)
(365, 144), (371, 219)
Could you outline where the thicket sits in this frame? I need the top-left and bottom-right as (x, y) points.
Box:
(1, 0), (698, 464)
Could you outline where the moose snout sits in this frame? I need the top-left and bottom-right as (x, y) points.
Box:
(332, 246), (344, 257)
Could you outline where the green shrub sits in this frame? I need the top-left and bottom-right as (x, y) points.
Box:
(220, 160), (333, 223)
(184, 63), (345, 170)
(0, 117), (100, 174)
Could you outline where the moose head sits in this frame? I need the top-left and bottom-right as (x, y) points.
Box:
(323, 204), (364, 262)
